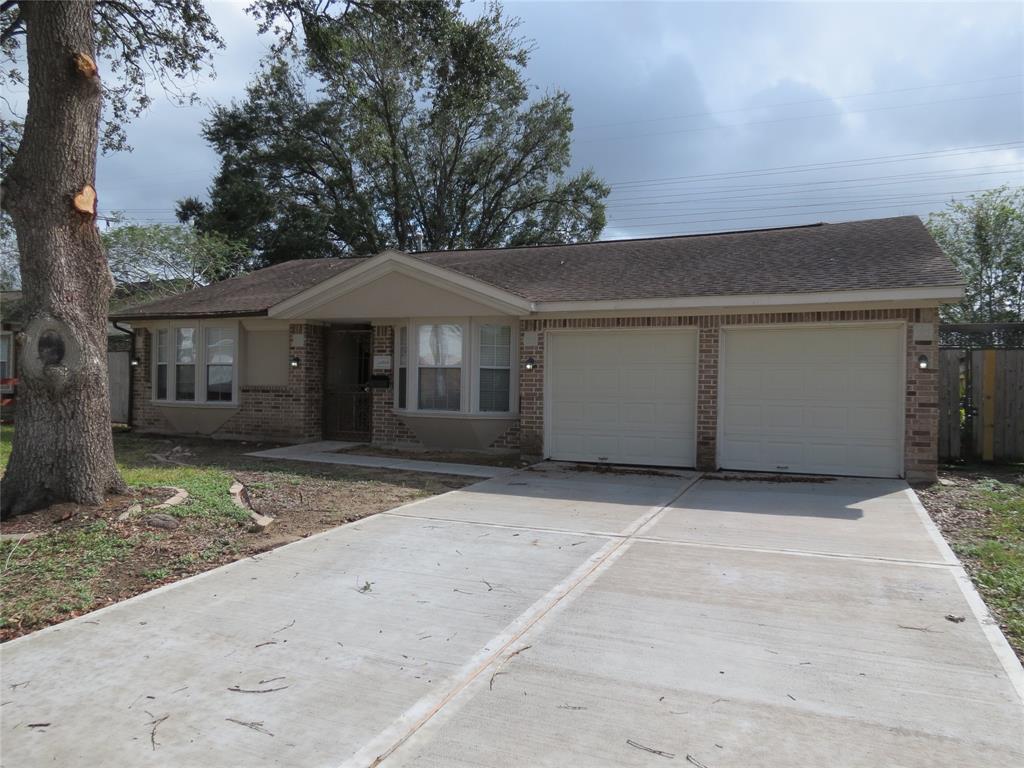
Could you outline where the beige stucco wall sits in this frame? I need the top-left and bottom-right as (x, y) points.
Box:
(306, 273), (511, 319)
(244, 329), (289, 386)
(395, 415), (518, 451)
(149, 403), (240, 435)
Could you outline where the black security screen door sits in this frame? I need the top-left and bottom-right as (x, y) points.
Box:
(323, 327), (372, 441)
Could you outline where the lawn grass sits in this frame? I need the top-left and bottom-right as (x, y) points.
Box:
(919, 467), (1024, 660)
(949, 478), (1023, 651)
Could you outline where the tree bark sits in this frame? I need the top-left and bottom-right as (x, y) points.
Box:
(1, 0), (126, 517)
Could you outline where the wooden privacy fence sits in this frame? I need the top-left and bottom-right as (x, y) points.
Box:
(938, 328), (1024, 463)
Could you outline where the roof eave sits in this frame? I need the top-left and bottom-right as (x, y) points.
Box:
(530, 285), (965, 314)
(109, 309), (271, 322)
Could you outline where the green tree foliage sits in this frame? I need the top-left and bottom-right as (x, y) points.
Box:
(927, 187), (1024, 323)
(103, 223), (249, 308)
(181, 2), (608, 265)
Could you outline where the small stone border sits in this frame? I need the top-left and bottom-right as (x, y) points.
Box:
(154, 487), (189, 509)
(229, 480), (274, 532)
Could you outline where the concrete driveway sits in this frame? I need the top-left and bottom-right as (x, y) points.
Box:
(2, 465), (1021, 767)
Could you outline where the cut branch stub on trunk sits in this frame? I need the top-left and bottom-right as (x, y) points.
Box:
(72, 52), (98, 79)
(72, 184), (97, 217)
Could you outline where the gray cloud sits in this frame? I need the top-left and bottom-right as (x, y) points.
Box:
(94, 0), (1024, 239)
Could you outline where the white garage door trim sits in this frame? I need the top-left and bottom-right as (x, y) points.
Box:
(717, 322), (906, 478)
(544, 328), (698, 467)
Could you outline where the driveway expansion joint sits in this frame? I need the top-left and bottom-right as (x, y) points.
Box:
(342, 475), (704, 768)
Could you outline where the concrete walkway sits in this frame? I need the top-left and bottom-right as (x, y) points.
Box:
(2, 465), (1021, 767)
(246, 441), (509, 478)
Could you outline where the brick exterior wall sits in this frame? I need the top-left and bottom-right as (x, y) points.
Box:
(370, 325), (420, 446)
(518, 307), (941, 482)
(131, 324), (325, 443)
(131, 308), (941, 480)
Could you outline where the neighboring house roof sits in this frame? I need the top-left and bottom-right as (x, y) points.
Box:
(112, 216), (963, 320)
(112, 258), (366, 319)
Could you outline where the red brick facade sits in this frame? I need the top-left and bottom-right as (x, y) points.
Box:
(518, 308), (940, 482)
(131, 324), (325, 443)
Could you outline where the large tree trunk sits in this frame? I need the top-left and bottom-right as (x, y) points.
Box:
(1, 0), (125, 517)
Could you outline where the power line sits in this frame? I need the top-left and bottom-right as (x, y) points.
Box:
(607, 166), (1024, 204)
(604, 188), (1018, 224)
(574, 73), (1023, 132)
(603, 198), (1006, 232)
(606, 186), (1006, 213)
(605, 141), (1024, 188)
(577, 90), (1023, 144)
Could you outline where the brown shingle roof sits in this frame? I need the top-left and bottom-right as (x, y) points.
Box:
(111, 258), (367, 319)
(112, 216), (961, 319)
(414, 216), (962, 301)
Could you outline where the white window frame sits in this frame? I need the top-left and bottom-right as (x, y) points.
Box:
(394, 317), (517, 416)
(472, 322), (514, 413)
(154, 328), (169, 400)
(395, 324), (409, 410)
(0, 330), (13, 381)
(412, 319), (467, 413)
(150, 320), (240, 406)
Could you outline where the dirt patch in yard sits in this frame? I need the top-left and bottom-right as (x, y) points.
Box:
(0, 431), (474, 642)
(338, 444), (526, 468)
(233, 469), (462, 537)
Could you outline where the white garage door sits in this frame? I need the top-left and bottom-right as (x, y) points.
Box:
(546, 330), (696, 467)
(719, 325), (904, 477)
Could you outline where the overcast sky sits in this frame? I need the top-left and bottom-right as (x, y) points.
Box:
(93, 0), (1024, 240)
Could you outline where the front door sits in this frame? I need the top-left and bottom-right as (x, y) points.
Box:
(323, 327), (372, 441)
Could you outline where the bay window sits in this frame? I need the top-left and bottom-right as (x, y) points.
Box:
(175, 328), (196, 401)
(205, 328), (235, 402)
(397, 326), (408, 409)
(155, 329), (169, 400)
(417, 324), (462, 410)
(478, 324), (511, 412)
(0, 332), (11, 380)
(395, 319), (515, 415)
(152, 322), (237, 404)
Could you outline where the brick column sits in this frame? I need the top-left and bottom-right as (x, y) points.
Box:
(370, 325), (396, 444)
(288, 323), (324, 442)
(518, 321), (544, 459)
(904, 309), (939, 483)
(130, 327), (152, 429)
(695, 317), (720, 471)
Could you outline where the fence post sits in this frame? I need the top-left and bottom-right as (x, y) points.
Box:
(981, 349), (996, 462)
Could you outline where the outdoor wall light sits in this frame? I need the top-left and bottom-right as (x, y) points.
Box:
(918, 354), (929, 370)
(290, 356), (300, 368)
(524, 356), (536, 371)
(130, 358), (140, 367)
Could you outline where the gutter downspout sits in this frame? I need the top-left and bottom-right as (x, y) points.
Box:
(111, 320), (134, 429)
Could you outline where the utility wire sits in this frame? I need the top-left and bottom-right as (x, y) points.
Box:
(605, 141), (1024, 188)
(577, 90), (1022, 144)
(575, 73), (1023, 131)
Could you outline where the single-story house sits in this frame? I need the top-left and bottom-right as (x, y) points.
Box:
(111, 215), (963, 482)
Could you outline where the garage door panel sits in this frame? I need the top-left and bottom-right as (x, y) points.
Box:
(721, 326), (903, 478)
(724, 403), (762, 430)
(803, 369), (850, 397)
(763, 404), (805, 430)
(804, 405), (848, 432)
(547, 331), (696, 467)
(845, 406), (898, 437)
(762, 368), (805, 398)
(583, 401), (620, 425)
